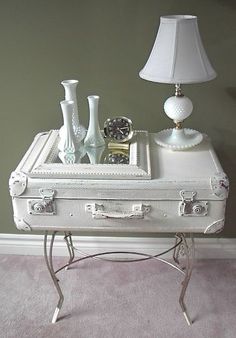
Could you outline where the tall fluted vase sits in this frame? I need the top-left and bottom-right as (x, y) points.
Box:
(84, 95), (105, 147)
(58, 100), (77, 153)
(61, 79), (86, 143)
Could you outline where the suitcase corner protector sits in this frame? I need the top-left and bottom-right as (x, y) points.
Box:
(14, 216), (32, 231)
(9, 171), (28, 197)
(204, 218), (224, 234)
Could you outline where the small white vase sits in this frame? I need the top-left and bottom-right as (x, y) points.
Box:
(61, 79), (86, 143)
(58, 100), (77, 153)
(84, 95), (105, 147)
(86, 145), (105, 164)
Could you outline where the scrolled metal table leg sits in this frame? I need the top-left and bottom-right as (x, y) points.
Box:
(178, 233), (195, 326)
(44, 231), (64, 323)
(43, 231), (194, 325)
(173, 233), (181, 265)
(64, 232), (75, 270)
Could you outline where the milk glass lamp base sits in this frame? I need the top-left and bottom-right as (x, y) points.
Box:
(155, 128), (203, 150)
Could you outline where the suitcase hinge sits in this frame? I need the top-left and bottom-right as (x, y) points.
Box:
(179, 190), (208, 217)
(211, 172), (229, 199)
(28, 189), (56, 215)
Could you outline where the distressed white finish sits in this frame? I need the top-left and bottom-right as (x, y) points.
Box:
(9, 131), (228, 234)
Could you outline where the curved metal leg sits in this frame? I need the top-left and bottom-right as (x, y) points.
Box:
(173, 233), (181, 265)
(42, 231), (194, 325)
(44, 231), (64, 323)
(64, 232), (75, 270)
(178, 233), (195, 326)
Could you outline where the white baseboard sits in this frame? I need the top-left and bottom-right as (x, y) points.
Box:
(0, 234), (236, 259)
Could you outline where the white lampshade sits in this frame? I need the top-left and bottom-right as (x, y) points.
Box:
(139, 15), (217, 84)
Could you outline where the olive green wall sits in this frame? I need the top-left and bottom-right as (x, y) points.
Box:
(1, 0), (235, 235)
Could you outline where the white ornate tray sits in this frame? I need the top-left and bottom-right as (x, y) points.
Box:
(21, 130), (151, 180)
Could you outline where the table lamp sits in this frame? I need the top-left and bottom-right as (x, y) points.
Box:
(139, 15), (217, 149)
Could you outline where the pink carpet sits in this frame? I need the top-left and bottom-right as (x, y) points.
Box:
(0, 255), (236, 338)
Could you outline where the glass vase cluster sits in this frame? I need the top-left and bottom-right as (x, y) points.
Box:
(58, 80), (104, 155)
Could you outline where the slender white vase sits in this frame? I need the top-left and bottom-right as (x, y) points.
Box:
(58, 100), (77, 153)
(61, 79), (86, 143)
(84, 95), (105, 148)
(86, 145), (105, 164)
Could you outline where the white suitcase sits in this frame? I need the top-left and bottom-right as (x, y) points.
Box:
(9, 130), (229, 234)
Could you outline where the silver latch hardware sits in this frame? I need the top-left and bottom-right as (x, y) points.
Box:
(39, 189), (55, 200)
(179, 190), (208, 217)
(28, 189), (56, 215)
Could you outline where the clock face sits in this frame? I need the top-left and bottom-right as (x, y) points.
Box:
(104, 117), (133, 143)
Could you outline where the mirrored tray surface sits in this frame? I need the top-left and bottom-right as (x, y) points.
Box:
(27, 130), (151, 180)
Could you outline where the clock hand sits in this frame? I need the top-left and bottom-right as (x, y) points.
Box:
(117, 127), (124, 135)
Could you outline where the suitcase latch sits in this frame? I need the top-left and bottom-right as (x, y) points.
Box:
(179, 190), (208, 217)
(28, 189), (56, 215)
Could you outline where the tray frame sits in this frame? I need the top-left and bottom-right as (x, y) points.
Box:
(25, 130), (151, 180)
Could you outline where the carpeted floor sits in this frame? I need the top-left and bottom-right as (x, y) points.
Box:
(0, 255), (236, 338)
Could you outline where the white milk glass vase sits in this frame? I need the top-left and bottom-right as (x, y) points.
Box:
(58, 100), (77, 153)
(61, 79), (86, 143)
(86, 145), (105, 164)
(84, 95), (105, 147)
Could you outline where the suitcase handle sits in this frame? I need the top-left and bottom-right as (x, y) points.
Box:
(85, 203), (151, 219)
